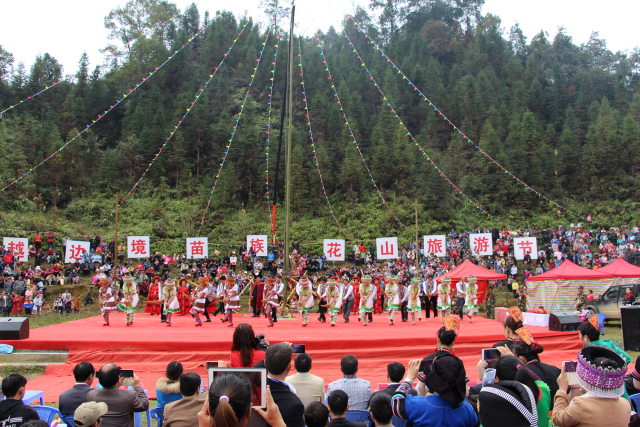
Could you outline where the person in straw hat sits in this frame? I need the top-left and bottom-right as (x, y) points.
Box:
(322, 278), (342, 327)
(296, 277), (315, 327)
(190, 278), (209, 327)
(437, 276), (452, 318)
(117, 276), (138, 326)
(220, 275), (240, 327)
(358, 275), (375, 326)
(98, 277), (117, 326)
(161, 279), (180, 327)
(464, 275), (478, 323)
(263, 277), (280, 327)
(384, 275), (400, 326)
(407, 277), (422, 325)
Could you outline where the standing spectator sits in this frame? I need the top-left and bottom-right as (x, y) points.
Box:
(34, 233), (42, 252)
(47, 232), (55, 250)
(326, 390), (367, 427)
(163, 373), (205, 427)
(455, 277), (466, 321)
(0, 292), (9, 316)
(155, 361), (183, 410)
(341, 278), (354, 323)
(87, 364), (149, 427)
(285, 353), (325, 407)
(325, 355), (372, 411)
(0, 374), (40, 426)
(59, 362), (95, 417)
(264, 343), (305, 427)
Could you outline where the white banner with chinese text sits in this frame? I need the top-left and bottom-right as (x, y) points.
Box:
(3, 237), (28, 262)
(423, 235), (446, 257)
(513, 237), (538, 260)
(247, 235), (268, 257)
(323, 239), (345, 261)
(469, 233), (493, 256)
(127, 236), (150, 259)
(376, 237), (399, 259)
(65, 240), (91, 263)
(186, 237), (209, 259)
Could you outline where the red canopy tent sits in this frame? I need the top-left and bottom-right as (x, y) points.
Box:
(528, 260), (614, 281)
(435, 260), (507, 303)
(596, 258), (640, 278)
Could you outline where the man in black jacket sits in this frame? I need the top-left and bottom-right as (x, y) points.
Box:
(326, 390), (367, 427)
(59, 361), (95, 417)
(371, 362), (417, 400)
(264, 343), (304, 427)
(0, 374), (39, 426)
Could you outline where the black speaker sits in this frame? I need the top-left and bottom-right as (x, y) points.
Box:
(0, 318), (29, 340)
(548, 312), (582, 332)
(621, 306), (640, 351)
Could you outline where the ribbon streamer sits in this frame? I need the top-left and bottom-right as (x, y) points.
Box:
(198, 28), (273, 235)
(95, 20), (252, 229)
(341, 31), (511, 229)
(0, 79), (66, 119)
(1, 18), (221, 193)
(298, 38), (349, 238)
(316, 38), (408, 229)
(348, 16), (595, 224)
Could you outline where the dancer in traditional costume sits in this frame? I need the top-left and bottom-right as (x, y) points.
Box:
(144, 276), (162, 315)
(437, 276), (452, 318)
(358, 275), (375, 326)
(190, 278), (209, 326)
(263, 278), (280, 327)
(177, 277), (191, 316)
(117, 276), (139, 326)
(372, 276), (383, 314)
(385, 275), (400, 325)
(322, 278), (342, 327)
(407, 277), (422, 325)
(296, 277), (315, 327)
(464, 275), (478, 323)
(98, 277), (117, 326)
(351, 275), (361, 317)
(250, 278), (264, 317)
(161, 279), (180, 326)
(221, 276), (240, 327)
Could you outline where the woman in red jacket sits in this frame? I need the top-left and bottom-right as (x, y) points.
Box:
(145, 276), (162, 314)
(177, 277), (191, 315)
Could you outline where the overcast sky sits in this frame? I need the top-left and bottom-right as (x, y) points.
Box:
(1, 0), (638, 77)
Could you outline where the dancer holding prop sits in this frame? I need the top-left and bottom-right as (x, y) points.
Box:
(144, 276), (162, 315)
(117, 276), (138, 326)
(322, 278), (342, 327)
(161, 279), (180, 327)
(385, 275), (400, 325)
(99, 277), (117, 326)
(437, 276), (452, 318)
(221, 276), (240, 327)
(263, 277), (280, 327)
(190, 277), (209, 327)
(358, 275), (375, 326)
(296, 277), (315, 327)
(465, 275), (478, 323)
(407, 277), (422, 325)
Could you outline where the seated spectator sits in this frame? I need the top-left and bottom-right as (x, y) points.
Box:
(512, 337), (560, 406)
(477, 307), (524, 379)
(326, 390), (367, 427)
(304, 401), (329, 427)
(552, 346), (631, 427)
(392, 358), (477, 427)
(369, 393), (392, 427)
(285, 353), (325, 407)
(21, 421), (48, 427)
(578, 316), (631, 364)
(625, 354), (640, 398)
(156, 361), (184, 410)
(0, 374), (40, 426)
(74, 401), (108, 427)
(87, 364), (149, 427)
(163, 372), (205, 427)
(373, 362), (417, 399)
(59, 361), (95, 417)
(325, 355), (371, 411)
(229, 323), (265, 368)
(201, 372), (285, 427)
(480, 355), (550, 426)
(264, 343), (305, 427)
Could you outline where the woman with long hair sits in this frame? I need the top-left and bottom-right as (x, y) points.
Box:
(155, 361), (184, 410)
(229, 324), (265, 368)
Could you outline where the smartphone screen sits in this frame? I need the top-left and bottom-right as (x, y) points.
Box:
(291, 344), (305, 354)
(563, 361), (577, 372)
(563, 361), (579, 387)
(120, 369), (134, 378)
(482, 349), (501, 361)
(206, 361), (219, 369)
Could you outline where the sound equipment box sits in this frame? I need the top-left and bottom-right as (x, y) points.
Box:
(548, 312), (582, 332)
(621, 306), (640, 351)
(0, 318), (29, 340)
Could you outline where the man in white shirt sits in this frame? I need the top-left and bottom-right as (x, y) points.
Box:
(272, 275), (284, 323)
(455, 276), (467, 321)
(341, 278), (354, 323)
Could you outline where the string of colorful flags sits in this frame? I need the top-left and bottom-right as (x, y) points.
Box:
(0, 78), (67, 119)
(347, 16), (595, 224)
(316, 38), (408, 229)
(198, 28), (273, 235)
(264, 29), (281, 213)
(340, 31), (512, 229)
(298, 37), (349, 238)
(95, 21), (251, 229)
(1, 18), (218, 193)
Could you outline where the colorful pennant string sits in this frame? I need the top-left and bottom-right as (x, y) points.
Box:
(340, 31), (511, 229)
(298, 37), (349, 238)
(0, 78), (67, 119)
(316, 38), (408, 229)
(264, 27), (280, 213)
(94, 20), (252, 229)
(1, 19), (219, 193)
(198, 28), (273, 236)
(348, 16), (595, 224)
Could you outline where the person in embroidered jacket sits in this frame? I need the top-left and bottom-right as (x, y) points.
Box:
(358, 276), (375, 326)
(117, 276), (138, 326)
(322, 279), (342, 327)
(161, 279), (180, 327)
(324, 355), (371, 411)
(384, 275), (400, 325)
(221, 276), (240, 327)
(296, 277), (314, 327)
(190, 279), (208, 327)
(407, 277), (422, 325)
(437, 276), (452, 317)
(98, 278), (116, 326)
(263, 278), (280, 327)
(464, 275), (478, 323)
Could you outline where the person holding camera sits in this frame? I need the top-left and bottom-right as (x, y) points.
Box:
(87, 364), (149, 427)
(229, 324), (267, 368)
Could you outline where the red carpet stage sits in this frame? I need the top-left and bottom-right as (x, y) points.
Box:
(17, 312), (583, 402)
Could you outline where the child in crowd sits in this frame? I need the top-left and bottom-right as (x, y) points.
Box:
(54, 295), (63, 314)
(33, 292), (43, 315)
(73, 295), (81, 314)
(23, 297), (34, 315)
(42, 301), (51, 315)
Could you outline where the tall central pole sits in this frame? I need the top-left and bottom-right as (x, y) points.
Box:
(114, 193), (119, 267)
(284, 3), (295, 299)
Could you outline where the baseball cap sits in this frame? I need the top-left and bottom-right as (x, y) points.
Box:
(75, 401), (108, 426)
